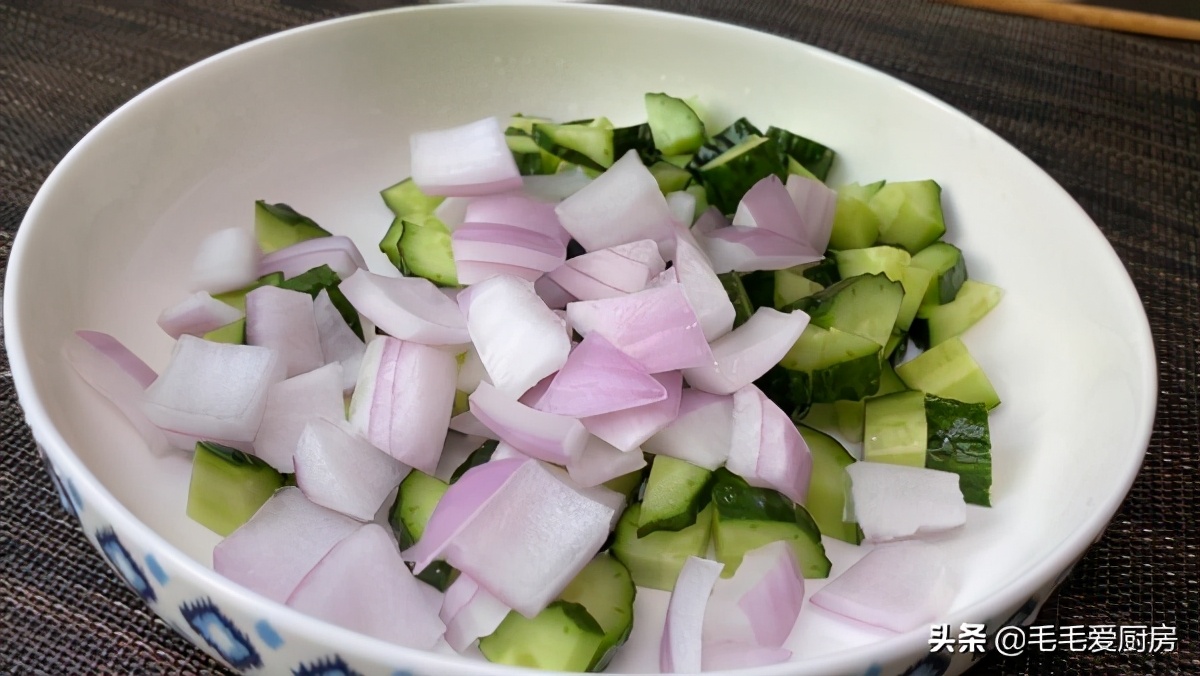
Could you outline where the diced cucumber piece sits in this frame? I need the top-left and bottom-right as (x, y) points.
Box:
(832, 399), (866, 443)
(684, 183), (709, 221)
(699, 135), (786, 215)
(718, 271), (756, 328)
(507, 114), (554, 135)
(533, 120), (614, 172)
(799, 425), (862, 545)
(449, 439), (499, 484)
(254, 201), (331, 253)
(645, 93), (706, 156)
(648, 160), (693, 194)
(506, 133), (563, 176)
(212, 272), (283, 312)
(558, 554), (636, 671)
(896, 265), (936, 332)
(863, 390), (928, 466)
(835, 246), (911, 283)
(807, 360), (906, 443)
(925, 394), (992, 506)
(186, 441), (284, 536)
(869, 180), (946, 253)
(829, 181), (884, 251)
(738, 271), (775, 311)
(710, 469), (830, 578)
(801, 257), (840, 286)
(790, 273), (904, 348)
(480, 601), (605, 672)
(395, 216), (458, 287)
(919, 279), (1003, 346)
(886, 330), (909, 363)
(780, 324), (883, 403)
(452, 390), (470, 417)
(786, 157), (820, 181)
(276, 264), (364, 340)
(686, 117), (762, 174)
(774, 266), (824, 309)
(390, 470), (448, 548)
(663, 153), (693, 168)
(910, 241), (968, 310)
(604, 467), (648, 504)
(765, 126), (836, 182)
(896, 337), (1000, 409)
(613, 122), (659, 165)
(637, 456), (714, 537)
(611, 502), (713, 591)
(203, 318), (245, 345)
(754, 365), (813, 420)
(379, 217), (408, 275)
(389, 470), (458, 591)
(379, 178), (445, 219)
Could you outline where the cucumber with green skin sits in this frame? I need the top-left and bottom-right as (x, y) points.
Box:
(829, 181), (885, 251)
(789, 273), (904, 349)
(698, 134), (787, 215)
(799, 425), (862, 545)
(896, 336), (1000, 409)
(718, 271), (756, 328)
(645, 93), (706, 156)
(557, 554), (636, 671)
(773, 266), (824, 309)
(870, 179), (947, 253)
(389, 470), (459, 591)
(910, 241), (969, 309)
(835, 246), (911, 283)
(479, 601), (605, 672)
(925, 394), (992, 506)
(611, 502), (713, 592)
(391, 215), (458, 288)
(648, 160), (693, 194)
(710, 468), (831, 578)
(254, 201), (331, 253)
(917, 279), (1003, 347)
(380, 178), (444, 218)
(187, 441), (284, 537)
(449, 439), (500, 484)
(754, 364), (813, 420)
(780, 324), (883, 403)
(212, 271), (284, 312)
(532, 119), (615, 172)
(863, 389), (928, 467)
(203, 318), (246, 345)
(765, 126), (836, 182)
(738, 270), (776, 312)
(686, 117), (763, 175)
(637, 455), (714, 537)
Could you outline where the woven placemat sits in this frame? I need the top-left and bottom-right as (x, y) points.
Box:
(1, 1), (1195, 674)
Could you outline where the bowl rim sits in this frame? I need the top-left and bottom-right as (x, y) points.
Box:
(3, 3), (1158, 675)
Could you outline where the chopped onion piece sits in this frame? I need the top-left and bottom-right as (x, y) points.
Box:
(213, 487), (358, 603)
(463, 193), (570, 245)
(257, 235), (366, 281)
(143, 336), (283, 443)
(732, 175), (810, 245)
(673, 235), (735, 342)
(565, 435), (648, 488)
(555, 150), (675, 252)
(703, 540), (804, 649)
(287, 523), (445, 649)
(660, 556), (724, 673)
(294, 418), (410, 521)
(463, 274), (570, 396)
(785, 174), (837, 254)
(682, 307), (809, 395)
(469, 382), (588, 465)
(539, 335), (667, 417)
(701, 225), (824, 273)
(435, 197), (471, 231)
(533, 275), (576, 310)
(455, 259), (542, 286)
(347, 336), (456, 474)
(192, 227), (260, 294)
(253, 362), (345, 473)
(666, 190), (697, 227)
(245, 285), (324, 378)
(440, 574), (511, 653)
(433, 459), (615, 617)
(64, 331), (171, 456)
(567, 284), (712, 373)
(548, 239), (664, 301)
(448, 410), (497, 439)
(452, 222), (566, 274)
(642, 389), (734, 469)
(434, 431), (488, 483)
(846, 463), (967, 542)
(313, 289), (364, 394)
(810, 542), (958, 633)
(702, 643), (793, 671)
(583, 370), (683, 452)
(339, 269), (469, 346)
(156, 292), (243, 339)
(727, 385), (812, 505)
(411, 117), (522, 196)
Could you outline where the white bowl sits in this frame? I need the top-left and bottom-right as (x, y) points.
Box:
(4, 4), (1156, 675)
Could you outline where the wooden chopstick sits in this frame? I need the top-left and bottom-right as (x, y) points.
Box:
(938, 0), (1200, 40)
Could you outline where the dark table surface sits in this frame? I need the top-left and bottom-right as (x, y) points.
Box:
(1, 1), (1196, 674)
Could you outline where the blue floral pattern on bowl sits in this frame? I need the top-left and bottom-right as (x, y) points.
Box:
(294, 654), (364, 676)
(180, 598), (263, 670)
(96, 528), (156, 603)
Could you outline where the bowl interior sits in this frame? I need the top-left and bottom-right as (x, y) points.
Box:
(6, 4), (1155, 673)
